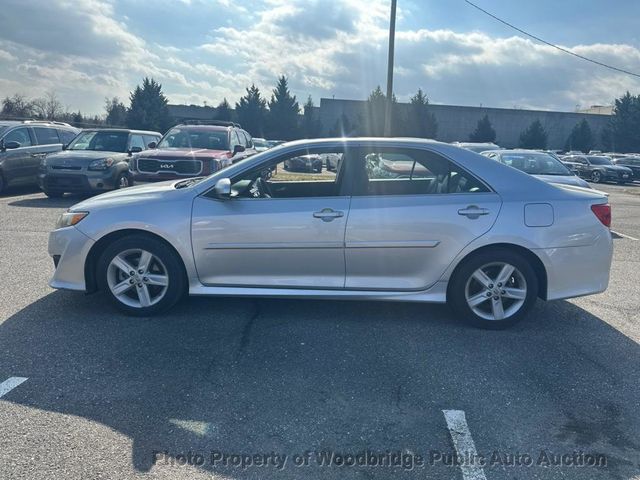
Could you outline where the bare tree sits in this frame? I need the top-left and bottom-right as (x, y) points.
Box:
(32, 91), (64, 120)
(1, 94), (34, 118)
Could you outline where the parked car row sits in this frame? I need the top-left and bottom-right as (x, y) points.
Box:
(453, 141), (636, 187)
(0, 118), (292, 197)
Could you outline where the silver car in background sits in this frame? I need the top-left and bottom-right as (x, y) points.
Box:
(481, 149), (591, 188)
(48, 138), (613, 329)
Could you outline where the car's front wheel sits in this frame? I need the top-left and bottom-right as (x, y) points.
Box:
(116, 172), (131, 189)
(43, 190), (64, 198)
(448, 249), (538, 329)
(97, 235), (186, 316)
(591, 171), (602, 183)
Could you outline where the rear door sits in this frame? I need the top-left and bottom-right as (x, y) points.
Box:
(1, 127), (40, 185)
(344, 146), (501, 290)
(30, 127), (63, 179)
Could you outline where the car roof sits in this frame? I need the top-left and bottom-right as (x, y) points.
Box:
(79, 128), (161, 135)
(0, 120), (77, 129)
(487, 149), (553, 155)
(172, 124), (234, 131)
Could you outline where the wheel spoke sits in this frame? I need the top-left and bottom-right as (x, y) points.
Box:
(137, 251), (153, 274)
(491, 297), (505, 320)
(137, 284), (152, 307)
(467, 291), (490, 307)
(112, 279), (134, 296)
(111, 255), (135, 276)
(496, 264), (516, 285)
(503, 287), (526, 300)
(145, 274), (168, 286)
(472, 269), (493, 289)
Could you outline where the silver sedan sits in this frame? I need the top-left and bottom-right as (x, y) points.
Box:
(48, 138), (613, 329)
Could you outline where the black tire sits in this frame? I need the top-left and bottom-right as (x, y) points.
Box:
(447, 248), (539, 330)
(116, 172), (131, 189)
(43, 190), (64, 198)
(0, 173), (4, 194)
(96, 234), (186, 316)
(591, 171), (602, 183)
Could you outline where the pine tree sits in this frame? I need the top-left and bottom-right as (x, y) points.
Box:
(302, 96), (322, 138)
(564, 119), (594, 153)
(519, 119), (548, 149)
(610, 92), (640, 152)
(365, 86), (387, 136)
(126, 78), (172, 132)
(235, 84), (268, 137)
(469, 115), (496, 143)
(266, 76), (300, 140)
(407, 88), (438, 139)
(105, 97), (127, 126)
(215, 98), (233, 122)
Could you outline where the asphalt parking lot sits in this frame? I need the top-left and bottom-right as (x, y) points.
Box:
(0, 183), (639, 480)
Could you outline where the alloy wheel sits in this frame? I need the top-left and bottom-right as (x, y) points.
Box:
(464, 262), (527, 321)
(106, 248), (169, 308)
(592, 171), (601, 183)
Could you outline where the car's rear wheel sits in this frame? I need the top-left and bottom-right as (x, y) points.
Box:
(97, 235), (186, 316)
(0, 173), (5, 194)
(448, 249), (538, 329)
(591, 171), (602, 183)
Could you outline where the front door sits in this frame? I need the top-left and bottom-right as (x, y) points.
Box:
(345, 146), (502, 290)
(191, 147), (351, 288)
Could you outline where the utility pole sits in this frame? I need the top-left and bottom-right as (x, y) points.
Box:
(384, 0), (397, 136)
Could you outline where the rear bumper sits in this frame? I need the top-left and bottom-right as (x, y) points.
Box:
(48, 226), (94, 291)
(535, 230), (613, 301)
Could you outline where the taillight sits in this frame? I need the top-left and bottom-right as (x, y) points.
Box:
(591, 203), (611, 228)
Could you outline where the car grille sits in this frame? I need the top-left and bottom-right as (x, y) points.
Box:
(51, 165), (82, 170)
(137, 158), (202, 175)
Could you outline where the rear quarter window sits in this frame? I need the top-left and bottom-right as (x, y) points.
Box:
(33, 127), (60, 145)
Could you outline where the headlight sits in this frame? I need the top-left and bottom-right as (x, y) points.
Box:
(55, 211), (89, 229)
(88, 157), (115, 171)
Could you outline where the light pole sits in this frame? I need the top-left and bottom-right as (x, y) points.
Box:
(384, 0), (398, 136)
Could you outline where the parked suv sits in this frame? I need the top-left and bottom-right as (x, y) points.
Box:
(130, 121), (256, 182)
(562, 154), (633, 184)
(612, 156), (640, 179)
(0, 120), (79, 193)
(38, 129), (161, 197)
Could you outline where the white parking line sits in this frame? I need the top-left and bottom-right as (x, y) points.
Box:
(442, 410), (487, 480)
(0, 377), (28, 398)
(612, 230), (639, 241)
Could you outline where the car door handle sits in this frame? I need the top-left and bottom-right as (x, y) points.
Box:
(313, 208), (344, 222)
(30, 153), (46, 158)
(458, 206), (490, 219)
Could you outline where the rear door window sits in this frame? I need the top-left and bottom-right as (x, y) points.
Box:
(33, 127), (60, 145)
(129, 134), (146, 151)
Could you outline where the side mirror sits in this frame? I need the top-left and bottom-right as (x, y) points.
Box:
(62, 143), (68, 150)
(129, 146), (143, 155)
(5, 141), (21, 150)
(233, 144), (246, 155)
(147, 141), (157, 149)
(213, 178), (231, 199)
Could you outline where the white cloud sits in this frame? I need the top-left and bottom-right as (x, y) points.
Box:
(0, 0), (638, 115)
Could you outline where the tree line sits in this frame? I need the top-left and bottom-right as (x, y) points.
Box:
(2, 77), (638, 152)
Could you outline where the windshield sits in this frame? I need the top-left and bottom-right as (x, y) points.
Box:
(500, 152), (572, 175)
(158, 127), (229, 150)
(68, 131), (129, 152)
(587, 156), (613, 166)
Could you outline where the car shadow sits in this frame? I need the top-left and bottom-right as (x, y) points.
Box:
(0, 292), (639, 479)
(7, 194), (89, 209)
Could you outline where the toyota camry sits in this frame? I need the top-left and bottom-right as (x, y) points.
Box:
(48, 138), (613, 329)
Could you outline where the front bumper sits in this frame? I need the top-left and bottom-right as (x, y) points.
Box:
(48, 226), (95, 291)
(38, 168), (125, 193)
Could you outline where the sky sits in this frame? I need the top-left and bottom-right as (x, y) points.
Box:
(1, 0), (640, 116)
